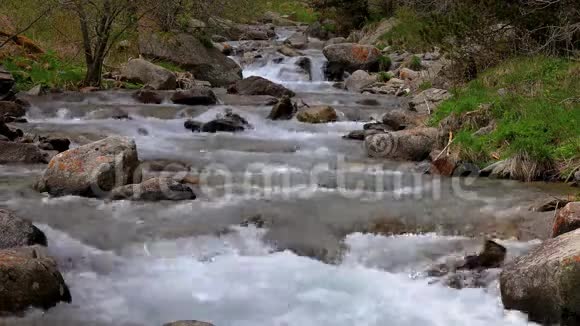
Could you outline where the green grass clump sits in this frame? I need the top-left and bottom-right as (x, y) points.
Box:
(419, 81), (433, 90)
(377, 71), (393, 82)
(409, 55), (423, 71)
(1, 52), (85, 91)
(431, 56), (580, 169)
(261, 0), (318, 23)
(378, 55), (392, 71)
(154, 60), (185, 72)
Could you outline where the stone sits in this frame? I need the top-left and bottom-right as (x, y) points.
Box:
(284, 32), (308, 49)
(0, 209), (47, 249)
(358, 18), (397, 45)
(0, 65), (15, 97)
(163, 321), (215, 326)
(323, 43), (381, 74)
(171, 87), (217, 106)
(139, 32), (242, 87)
(453, 163), (481, 177)
(110, 177), (196, 201)
(459, 240), (506, 270)
(85, 107), (130, 120)
(0, 101), (25, 118)
(552, 202), (580, 237)
(295, 57), (312, 81)
(25, 85), (49, 96)
(227, 76), (295, 98)
(37, 136), (71, 153)
(306, 21), (329, 40)
(184, 120), (203, 132)
(530, 198), (571, 213)
(399, 68), (419, 81)
(363, 122), (392, 132)
(133, 89), (164, 104)
(0, 246), (71, 314)
(201, 110), (251, 133)
(296, 106), (338, 124)
(268, 96), (296, 120)
(365, 128), (438, 161)
(324, 37), (346, 47)
(278, 45), (303, 57)
(409, 88), (451, 114)
(0, 141), (45, 164)
(121, 59), (177, 90)
(381, 110), (420, 131)
(430, 153), (458, 177)
(343, 129), (381, 141)
(345, 70), (377, 92)
(0, 120), (23, 141)
(500, 228), (580, 324)
(34, 136), (140, 197)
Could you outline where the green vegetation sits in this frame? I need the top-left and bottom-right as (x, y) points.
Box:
(261, 0), (318, 23)
(1, 52), (85, 91)
(409, 55), (423, 71)
(377, 71), (393, 82)
(378, 55), (391, 71)
(419, 81), (432, 91)
(379, 7), (429, 52)
(431, 56), (580, 175)
(153, 60), (185, 73)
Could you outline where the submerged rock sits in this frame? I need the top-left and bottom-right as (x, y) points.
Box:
(500, 228), (580, 324)
(552, 202), (580, 237)
(184, 120), (203, 132)
(268, 96), (296, 120)
(34, 136), (140, 197)
(296, 106), (338, 124)
(121, 59), (177, 90)
(171, 87), (217, 106)
(133, 89), (164, 104)
(0, 209), (47, 249)
(365, 128), (438, 161)
(110, 177), (196, 201)
(227, 76), (295, 98)
(0, 246), (71, 314)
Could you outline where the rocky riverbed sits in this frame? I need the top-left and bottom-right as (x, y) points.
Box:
(0, 23), (575, 326)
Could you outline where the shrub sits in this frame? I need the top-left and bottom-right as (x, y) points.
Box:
(377, 71), (393, 82)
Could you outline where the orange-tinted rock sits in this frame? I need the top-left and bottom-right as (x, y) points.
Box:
(553, 202), (580, 237)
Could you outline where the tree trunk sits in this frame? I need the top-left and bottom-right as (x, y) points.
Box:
(84, 58), (104, 87)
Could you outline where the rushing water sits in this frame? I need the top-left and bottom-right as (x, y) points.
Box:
(0, 28), (560, 326)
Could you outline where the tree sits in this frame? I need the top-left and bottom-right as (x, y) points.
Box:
(64, 0), (151, 86)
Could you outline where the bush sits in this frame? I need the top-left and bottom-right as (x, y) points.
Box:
(377, 71), (393, 82)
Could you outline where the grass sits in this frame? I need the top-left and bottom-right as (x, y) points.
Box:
(378, 55), (391, 71)
(1, 51), (85, 91)
(409, 55), (423, 71)
(379, 7), (430, 52)
(153, 60), (185, 73)
(260, 0), (318, 23)
(431, 56), (580, 178)
(377, 71), (393, 82)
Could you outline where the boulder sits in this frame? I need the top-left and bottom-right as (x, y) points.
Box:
(306, 21), (336, 40)
(0, 101), (25, 118)
(459, 240), (506, 270)
(268, 96), (295, 120)
(500, 228), (580, 324)
(284, 32), (308, 50)
(324, 37), (346, 47)
(345, 70), (377, 92)
(0, 141), (45, 164)
(296, 106), (338, 124)
(139, 32), (242, 87)
(133, 89), (164, 104)
(0, 209), (47, 249)
(85, 107), (130, 120)
(552, 202), (580, 238)
(295, 57), (312, 81)
(323, 43), (381, 74)
(530, 198), (572, 212)
(399, 68), (419, 81)
(37, 136), (71, 153)
(381, 110), (420, 131)
(409, 88), (451, 114)
(227, 76), (295, 98)
(121, 59), (177, 90)
(278, 45), (303, 57)
(0, 65), (15, 97)
(163, 321), (215, 326)
(365, 128), (438, 161)
(201, 110), (251, 133)
(358, 18), (397, 45)
(34, 136), (140, 197)
(110, 177), (195, 201)
(184, 120), (203, 132)
(0, 246), (71, 314)
(237, 24), (275, 41)
(0, 120), (23, 141)
(171, 87), (217, 106)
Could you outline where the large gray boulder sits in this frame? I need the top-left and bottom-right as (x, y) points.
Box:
(110, 177), (196, 201)
(365, 128), (438, 161)
(500, 228), (580, 324)
(345, 70), (377, 92)
(0, 209), (47, 249)
(0, 141), (46, 164)
(121, 59), (177, 90)
(34, 136), (140, 197)
(0, 246), (71, 314)
(139, 32), (242, 87)
(227, 76), (295, 98)
(323, 43), (381, 73)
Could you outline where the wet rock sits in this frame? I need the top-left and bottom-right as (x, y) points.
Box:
(268, 96), (296, 120)
(184, 120), (203, 132)
(133, 89), (164, 104)
(163, 321), (215, 326)
(0, 141), (45, 164)
(0, 101), (25, 118)
(111, 177), (195, 201)
(323, 43), (381, 73)
(37, 136), (71, 153)
(365, 128), (438, 161)
(453, 163), (481, 177)
(500, 228), (580, 324)
(0, 65), (15, 97)
(295, 57), (312, 80)
(121, 58), (177, 90)
(530, 197), (571, 213)
(34, 136), (140, 197)
(278, 45), (303, 57)
(345, 70), (377, 92)
(171, 87), (217, 106)
(227, 76), (295, 98)
(381, 110), (420, 131)
(324, 61), (347, 81)
(0, 120), (23, 141)
(0, 246), (71, 314)
(139, 32), (242, 87)
(343, 129), (380, 141)
(430, 153), (458, 177)
(284, 32), (308, 50)
(552, 202), (580, 237)
(409, 88), (451, 114)
(459, 240), (506, 270)
(85, 107), (130, 120)
(363, 122), (392, 132)
(356, 98), (380, 106)
(202, 111), (251, 133)
(296, 106), (338, 124)
(0, 209), (47, 249)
